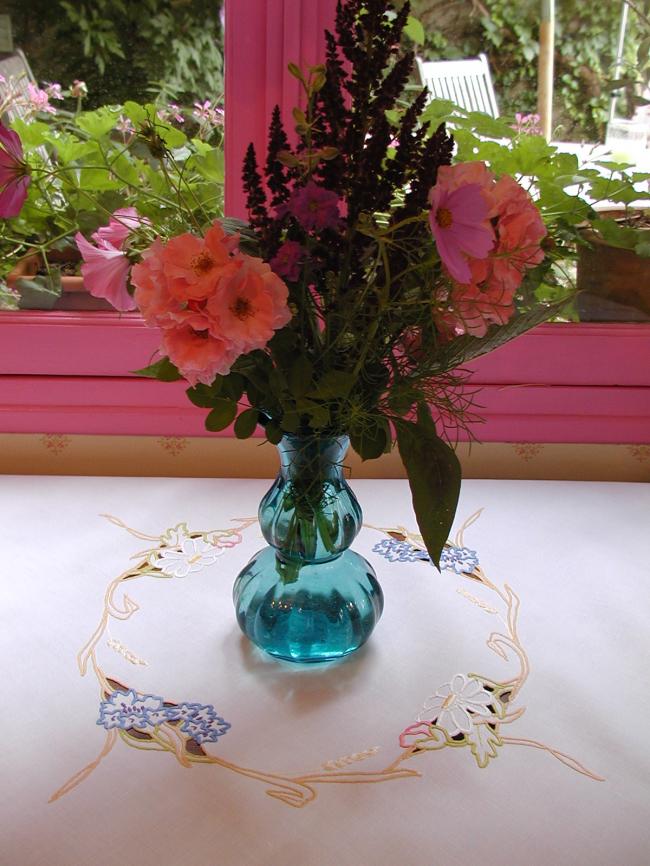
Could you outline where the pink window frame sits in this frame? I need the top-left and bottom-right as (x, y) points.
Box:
(0, 0), (649, 444)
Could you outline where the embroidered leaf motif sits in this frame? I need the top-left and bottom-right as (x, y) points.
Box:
(467, 723), (503, 768)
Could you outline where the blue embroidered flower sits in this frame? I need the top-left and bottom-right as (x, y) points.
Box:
(372, 537), (479, 574)
(174, 702), (231, 744)
(372, 538), (430, 563)
(98, 689), (166, 731)
(440, 545), (479, 574)
(97, 690), (231, 744)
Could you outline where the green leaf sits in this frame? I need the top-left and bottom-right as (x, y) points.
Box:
(404, 15), (425, 45)
(234, 408), (259, 439)
(635, 240), (650, 258)
(350, 416), (390, 461)
(591, 218), (646, 251)
(465, 111), (515, 140)
(186, 378), (223, 407)
(396, 406), (461, 569)
(10, 119), (50, 148)
(287, 62), (304, 82)
(133, 357), (182, 381)
(157, 123), (187, 150)
(221, 372), (245, 401)
(205, 399), (237, 432)
(122, 101), (148, 126)
(308, 369), (353, 400)
(295, 399), (330, 429)
(192, 148), (224, 183)
(265, 420), (283, 445)
(75, 107), (120, 139)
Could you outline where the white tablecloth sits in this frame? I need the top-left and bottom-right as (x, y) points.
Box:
(2, 476), (649, 866)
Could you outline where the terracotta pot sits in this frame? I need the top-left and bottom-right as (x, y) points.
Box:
(7, 251), (85, 293)
(577, 227), (650, 317)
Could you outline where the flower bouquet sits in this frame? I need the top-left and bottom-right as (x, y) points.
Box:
(0, 0), (568, 661)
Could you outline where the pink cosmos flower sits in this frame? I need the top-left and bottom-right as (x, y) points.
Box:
(428, 181), (494, 284)
(160, 326), (241, 386)
(0, 123), (30, 218)
(75, 208), (147, 311)
(270, 240), (304, 281)
(92, 207), (143, 249)
(286, 180), (341, 231)
(206, 255), (292, 352)
(27, 83), (56, 115)
(75, 232), (136, 311)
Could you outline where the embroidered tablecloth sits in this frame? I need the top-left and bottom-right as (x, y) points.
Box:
(2, 476), (649, 866)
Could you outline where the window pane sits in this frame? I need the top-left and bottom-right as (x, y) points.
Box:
(0, 1), (225, 312)
(411, 0), (650, 324)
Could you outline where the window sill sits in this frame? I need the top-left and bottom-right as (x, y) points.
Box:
(0, 315), (648, 443)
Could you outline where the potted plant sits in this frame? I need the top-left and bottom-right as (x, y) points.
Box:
(0, 80), (226, 310)
(415, 99), (650, 319)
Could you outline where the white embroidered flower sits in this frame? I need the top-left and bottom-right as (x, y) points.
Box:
(155, 536), (223, 577)
(419, 674), (492, 736)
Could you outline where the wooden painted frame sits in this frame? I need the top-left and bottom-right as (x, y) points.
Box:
(0, 0), (649, 444)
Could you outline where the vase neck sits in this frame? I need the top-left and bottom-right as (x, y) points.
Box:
(277, 435), (349, 482)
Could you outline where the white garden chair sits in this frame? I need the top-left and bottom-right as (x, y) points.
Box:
(0, 49), (38, 122)
(416, 53), (499, 118)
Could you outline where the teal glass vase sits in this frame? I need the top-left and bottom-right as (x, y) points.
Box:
(233, 435), (383, 663)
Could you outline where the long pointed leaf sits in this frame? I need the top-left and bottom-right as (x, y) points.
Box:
(396, 406), (461, 569)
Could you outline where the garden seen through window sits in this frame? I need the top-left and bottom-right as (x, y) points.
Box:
(0, 0), (648, 324)
(0, 0), (225, 312)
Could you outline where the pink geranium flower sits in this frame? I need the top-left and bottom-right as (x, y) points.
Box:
(27, 83), (56, 115)
(75, 232), (136, 311)
(286, 180), (341, 231)
(428, 182), (494, 284)
(0, 123), (30, 218)
(270, 240), (304, 281)
(207, 256), (292, 352)
(45, 82), (64, 101)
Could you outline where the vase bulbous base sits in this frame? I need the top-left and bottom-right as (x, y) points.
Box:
(233, 547), (384, 664)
